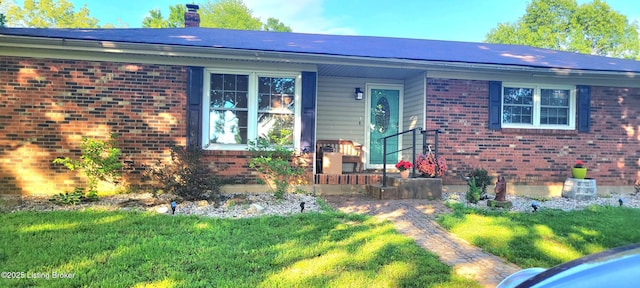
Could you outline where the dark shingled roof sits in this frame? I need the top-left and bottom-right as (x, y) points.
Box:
(2, 27), (640, 73)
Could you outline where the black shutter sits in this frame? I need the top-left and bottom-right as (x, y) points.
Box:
(577, 85), (591, 133)
(488, 81), (502, 130)
(187, 67), (204, 147)
(300, 72), (317, 152)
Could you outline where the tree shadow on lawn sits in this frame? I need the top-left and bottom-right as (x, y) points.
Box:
(1, 210), (480, 288)
(438, 205), (640, 268)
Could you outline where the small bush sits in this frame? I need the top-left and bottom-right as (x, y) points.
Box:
(248, 138), (306, 199)
(49, 187), (98, 205)
(145, 145), (222, 202)
(468, 168), (493, 193)
(466, 177), (481, 204)
(52, 134), (123, 200)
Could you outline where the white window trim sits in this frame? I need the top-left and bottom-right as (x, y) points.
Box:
(202, 68), (302, 151)
(501, 82), (576, 130)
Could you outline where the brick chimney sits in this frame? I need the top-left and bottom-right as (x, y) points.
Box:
(184, 4), (200, 27)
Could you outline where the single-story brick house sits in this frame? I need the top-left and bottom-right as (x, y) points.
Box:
(1, 10), (639, 196)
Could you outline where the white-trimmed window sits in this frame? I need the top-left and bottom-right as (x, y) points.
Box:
(203, 68), (301, 150)
(502, 83), (576, 129)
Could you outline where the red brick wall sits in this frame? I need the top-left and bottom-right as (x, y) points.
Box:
(0, 56), (190, 195)
(426, 78), (640, 186)
(0, 56), (313, 195)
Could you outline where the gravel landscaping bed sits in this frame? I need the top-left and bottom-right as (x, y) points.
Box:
(444, 191), (640, 212)
(3, 192), (322, 218)
(4, 190), (639, 217)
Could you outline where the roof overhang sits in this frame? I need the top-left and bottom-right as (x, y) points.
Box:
(1, 34), (639, 85)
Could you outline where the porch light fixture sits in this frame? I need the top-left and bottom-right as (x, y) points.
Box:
(354, 88), (364, 100)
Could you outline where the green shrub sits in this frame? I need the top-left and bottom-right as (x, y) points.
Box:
(49, 187), (98, 205)
(466, 177), (481, 204)
(248, 138), (305, 199)
(145, 145), (222, 202)
(468, 168), (493, 193)
(52, 134), (123, 201)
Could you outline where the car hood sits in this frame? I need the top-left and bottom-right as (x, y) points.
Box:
(498, 243), (640, 288)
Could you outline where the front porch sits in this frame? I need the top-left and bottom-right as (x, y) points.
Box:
(314, 173), (383, 185)
(313, 171), (442, 200)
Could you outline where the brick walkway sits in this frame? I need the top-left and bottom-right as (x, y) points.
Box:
(322, 195), (521, 288)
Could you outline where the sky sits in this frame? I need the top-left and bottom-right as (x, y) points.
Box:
(5, 0), (640, 43)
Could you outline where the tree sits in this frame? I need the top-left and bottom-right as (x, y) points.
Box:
(166, 4), (186, 28)
(142, 9), (165, 28)
(142, 0), (291, 32)
(0, 0), (6, 27)
(263, 17), (292, 32)
(485, 0), (640, 59)
(568, 0), (639, 58)
(5, 0), (99, 28)
(199, 0), (261, 30)
(142, 5), (185, 28)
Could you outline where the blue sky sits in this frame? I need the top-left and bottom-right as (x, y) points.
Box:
(6, 0), (640, 43)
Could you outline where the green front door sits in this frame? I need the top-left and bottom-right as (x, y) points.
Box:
(368, 86), (401, 167)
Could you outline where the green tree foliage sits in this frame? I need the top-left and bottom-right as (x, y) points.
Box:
(569, 0), (639, 58)
(6, 0), (100, 28)
(200, 0), (261, 29)
(142, 5), (185, 28)
(263, 17), (292, 32)
(142, 9), (165, 28)
(142, 0), (292, 32)
(167, 4), (186, 28)
(485, 0), (640, 59)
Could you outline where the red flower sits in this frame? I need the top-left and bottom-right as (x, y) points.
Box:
(395, 160), (413, 171)
(574, 160), (585, 168)
(416, 153), (448, 177)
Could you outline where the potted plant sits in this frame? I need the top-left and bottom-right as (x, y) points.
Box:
(395, 160), (413, 179)
(572, 160), (587, 179)
(416, 153), (448, 178)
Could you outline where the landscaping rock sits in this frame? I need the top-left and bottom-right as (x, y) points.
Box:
(445, 192), (640, 212)
(248, 203), (265, 214)
(7, 192), (321, 219)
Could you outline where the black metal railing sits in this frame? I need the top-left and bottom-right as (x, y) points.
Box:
(381, 128), (443, 187)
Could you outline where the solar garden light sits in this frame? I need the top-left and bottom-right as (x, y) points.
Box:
(619, 197), (624, 206)
(171, 201), (177, 214)
(532, 200), (539, 212)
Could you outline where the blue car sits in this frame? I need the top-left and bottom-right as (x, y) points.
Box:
(498, 243), (640, 288)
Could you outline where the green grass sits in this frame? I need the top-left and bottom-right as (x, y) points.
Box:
(0, 210), (479, 288)
(437, 204), (640, 268)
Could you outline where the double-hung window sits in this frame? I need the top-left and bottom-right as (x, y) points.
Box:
(203, 68), (301, 150)
(502, 83), (576, 129)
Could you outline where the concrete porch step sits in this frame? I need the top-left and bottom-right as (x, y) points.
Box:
(367, 176), (443, 200)
(314, 173), (382, 185)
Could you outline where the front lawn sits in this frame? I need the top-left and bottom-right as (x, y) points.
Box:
(1, 210), (479, 288)
(437, 204), (640, 268)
